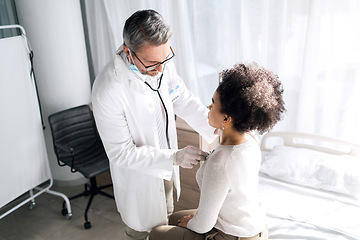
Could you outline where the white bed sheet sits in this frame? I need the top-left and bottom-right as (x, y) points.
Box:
(259, 173), (360, 240)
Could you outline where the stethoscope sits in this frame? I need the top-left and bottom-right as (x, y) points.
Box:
(126, 51), (171, 149)
(143, 73), (171, 150)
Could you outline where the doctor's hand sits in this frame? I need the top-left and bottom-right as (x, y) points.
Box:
(175, 146), (208, 169)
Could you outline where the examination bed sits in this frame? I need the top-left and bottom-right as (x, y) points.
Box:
(259, 132), (360, 240)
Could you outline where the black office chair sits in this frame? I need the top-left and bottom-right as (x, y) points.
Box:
(48, 104), (114, 229)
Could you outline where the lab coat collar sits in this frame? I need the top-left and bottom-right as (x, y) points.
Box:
(113, 48), (133, 78)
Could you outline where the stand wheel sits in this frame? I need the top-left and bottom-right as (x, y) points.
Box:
(65, 212), (72, 220)
(84, 221), (91, 229)
(61, 208), (68, 216)
(28, 201), (36, 210)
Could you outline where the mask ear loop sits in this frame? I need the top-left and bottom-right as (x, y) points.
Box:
(127, 50), (142, 73)
(128, 50), (135, 65)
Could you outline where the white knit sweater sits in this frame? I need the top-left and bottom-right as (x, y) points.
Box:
(187, 136), (266, 237)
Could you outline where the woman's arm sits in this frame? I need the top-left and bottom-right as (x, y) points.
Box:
(186, 161), (230, 233)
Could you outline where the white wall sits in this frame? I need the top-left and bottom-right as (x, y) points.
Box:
(15, 0), (91, 186)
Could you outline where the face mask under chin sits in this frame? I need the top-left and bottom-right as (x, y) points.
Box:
(129, 64), (162, 83)
(129, 64), (139, 72)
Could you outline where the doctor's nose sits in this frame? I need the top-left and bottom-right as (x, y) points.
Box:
(155, 64), (164, 72)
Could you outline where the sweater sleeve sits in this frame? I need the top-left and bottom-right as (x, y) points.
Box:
(187, 161), (230, 233)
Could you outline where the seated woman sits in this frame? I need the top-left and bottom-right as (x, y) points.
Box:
(150, 62), (286, 240)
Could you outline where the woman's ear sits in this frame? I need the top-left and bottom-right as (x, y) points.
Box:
(222, 115), (232, 130)
(223, 115), (231, 123)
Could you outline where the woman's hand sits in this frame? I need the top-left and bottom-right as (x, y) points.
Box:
(178, 214), (194, 228)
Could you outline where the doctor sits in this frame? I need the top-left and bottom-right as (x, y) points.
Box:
(92, 9), (217, 240)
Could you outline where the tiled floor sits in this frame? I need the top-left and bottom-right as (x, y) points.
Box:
(0, 172), (128, 240)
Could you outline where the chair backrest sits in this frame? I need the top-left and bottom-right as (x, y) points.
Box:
(48, 105), (103, 171)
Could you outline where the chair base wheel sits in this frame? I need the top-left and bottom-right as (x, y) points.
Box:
(84, 221), (91, 229)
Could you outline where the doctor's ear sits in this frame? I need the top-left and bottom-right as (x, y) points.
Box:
(123, 45), (130, 55)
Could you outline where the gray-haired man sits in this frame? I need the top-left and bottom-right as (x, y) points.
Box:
(92, 9), (216, 239)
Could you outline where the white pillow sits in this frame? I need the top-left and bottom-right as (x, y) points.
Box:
(260, 145), (360, 197)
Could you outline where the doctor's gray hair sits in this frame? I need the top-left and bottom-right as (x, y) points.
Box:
(123, 9), (172, 52)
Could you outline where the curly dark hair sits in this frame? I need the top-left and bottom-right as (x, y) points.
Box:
(217, 62), (286, 134)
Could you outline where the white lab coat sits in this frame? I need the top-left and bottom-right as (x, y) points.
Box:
(91, 51), (216, 232)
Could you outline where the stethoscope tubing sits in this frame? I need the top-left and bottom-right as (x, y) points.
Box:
(125, 49), (171, 149)
(144, 74), (171, 149)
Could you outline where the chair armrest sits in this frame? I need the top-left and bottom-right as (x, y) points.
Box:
(54, 142), (77, 173)
(54, 142), (73, 153)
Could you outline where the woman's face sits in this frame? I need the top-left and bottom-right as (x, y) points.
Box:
(208, 90), (225, 129)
